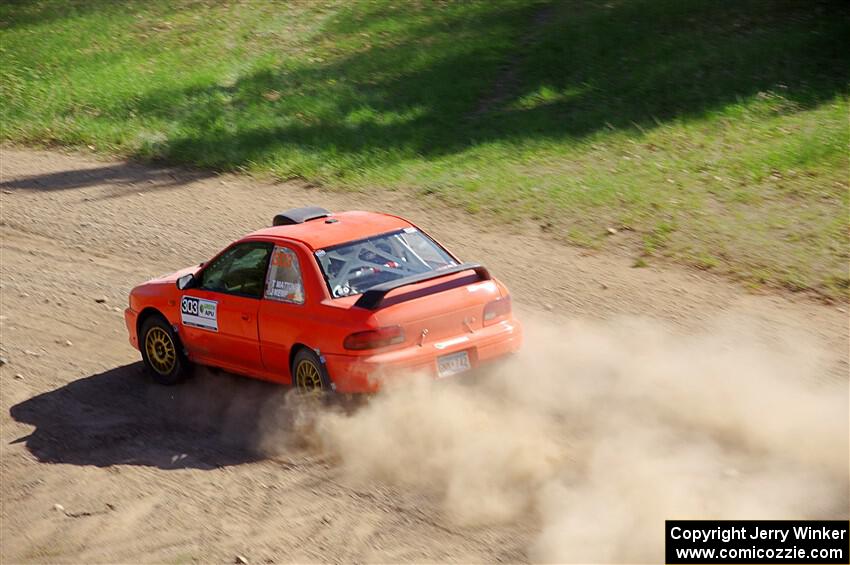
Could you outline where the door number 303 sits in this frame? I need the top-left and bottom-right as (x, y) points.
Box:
(180, 296), (218, 331)
(181, 296), (200, 315)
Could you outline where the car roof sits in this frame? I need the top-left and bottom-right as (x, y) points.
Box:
(247, 210), (412, 250)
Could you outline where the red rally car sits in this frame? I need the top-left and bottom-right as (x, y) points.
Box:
(125, 207), (522, 393)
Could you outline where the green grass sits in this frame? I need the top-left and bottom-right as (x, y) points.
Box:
(2, 0), (848, 297)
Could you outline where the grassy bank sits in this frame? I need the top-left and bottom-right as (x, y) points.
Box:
(2, 0), (848, 297)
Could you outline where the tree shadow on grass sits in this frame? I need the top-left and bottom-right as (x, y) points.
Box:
(129, 0), (849, 174)
(8, 363), (307, 470)
(0, 0), (133, 29)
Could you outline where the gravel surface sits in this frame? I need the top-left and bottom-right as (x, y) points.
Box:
(1, 147), (846, 563)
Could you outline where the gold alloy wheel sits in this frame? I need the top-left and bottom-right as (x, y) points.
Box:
(295, 359), (323, 392)
(145, 326), (176, 375)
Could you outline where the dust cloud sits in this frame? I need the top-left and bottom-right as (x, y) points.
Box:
(307, 313), (848, 563)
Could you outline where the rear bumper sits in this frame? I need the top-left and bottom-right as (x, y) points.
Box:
(125, 308), (139, 350)
(323, 318), (522, 393)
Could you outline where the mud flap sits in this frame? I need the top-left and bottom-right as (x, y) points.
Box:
(314, 348), (337, 392)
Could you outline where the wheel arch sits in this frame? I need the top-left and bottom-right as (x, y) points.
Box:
(288, 343), (333, 388)
(288, 342), (310, 375)
(136, 307), (187, 352)
(136, 307), (167, 338)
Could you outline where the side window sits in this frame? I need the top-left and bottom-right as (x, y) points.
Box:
(199, 242), (272, 298)
(264, 246), (305, 304)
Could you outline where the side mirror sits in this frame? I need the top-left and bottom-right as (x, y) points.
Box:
(176, 273), (195, 290)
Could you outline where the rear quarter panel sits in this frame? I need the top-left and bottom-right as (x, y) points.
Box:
(257, 240), (370, 381)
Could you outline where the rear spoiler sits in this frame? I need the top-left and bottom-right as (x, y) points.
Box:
(354, 262), (491, 310)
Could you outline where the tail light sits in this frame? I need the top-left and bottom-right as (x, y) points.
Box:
(483, 295), (511, 325)
(344, 326), (405, 350)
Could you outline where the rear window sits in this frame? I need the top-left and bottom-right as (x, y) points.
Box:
(315, 228), (457, 298)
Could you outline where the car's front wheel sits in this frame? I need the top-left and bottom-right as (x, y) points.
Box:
(140, 315), (191, 385)
(291, 348), (331, 394)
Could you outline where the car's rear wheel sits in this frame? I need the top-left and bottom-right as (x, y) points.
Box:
(292, 348), (331, 395)
(140, 315), (191, 385)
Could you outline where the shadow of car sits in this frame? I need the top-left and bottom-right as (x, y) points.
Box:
(9, 363), (304, 470)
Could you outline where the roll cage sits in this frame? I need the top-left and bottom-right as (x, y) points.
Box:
(314, 228), (458, 299)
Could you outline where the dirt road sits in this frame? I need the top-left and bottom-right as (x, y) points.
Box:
(1, 147), (847, 563)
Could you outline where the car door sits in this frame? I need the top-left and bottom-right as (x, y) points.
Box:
(258, 244), (308, 383)
(179, 241), (272, 373)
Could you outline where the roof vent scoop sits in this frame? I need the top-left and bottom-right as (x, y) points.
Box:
(273, 206), (331, 226)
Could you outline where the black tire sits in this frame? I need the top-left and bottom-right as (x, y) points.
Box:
(139, 315), (191, 385)
(291, 348), (332, 394)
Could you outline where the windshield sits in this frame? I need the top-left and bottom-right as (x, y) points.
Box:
(315, 228), (458, 298)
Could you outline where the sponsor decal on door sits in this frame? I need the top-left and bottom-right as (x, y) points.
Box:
(180, 296), (218, 331)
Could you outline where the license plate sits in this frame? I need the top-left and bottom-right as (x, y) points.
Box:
(437, 350), (471, 378)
